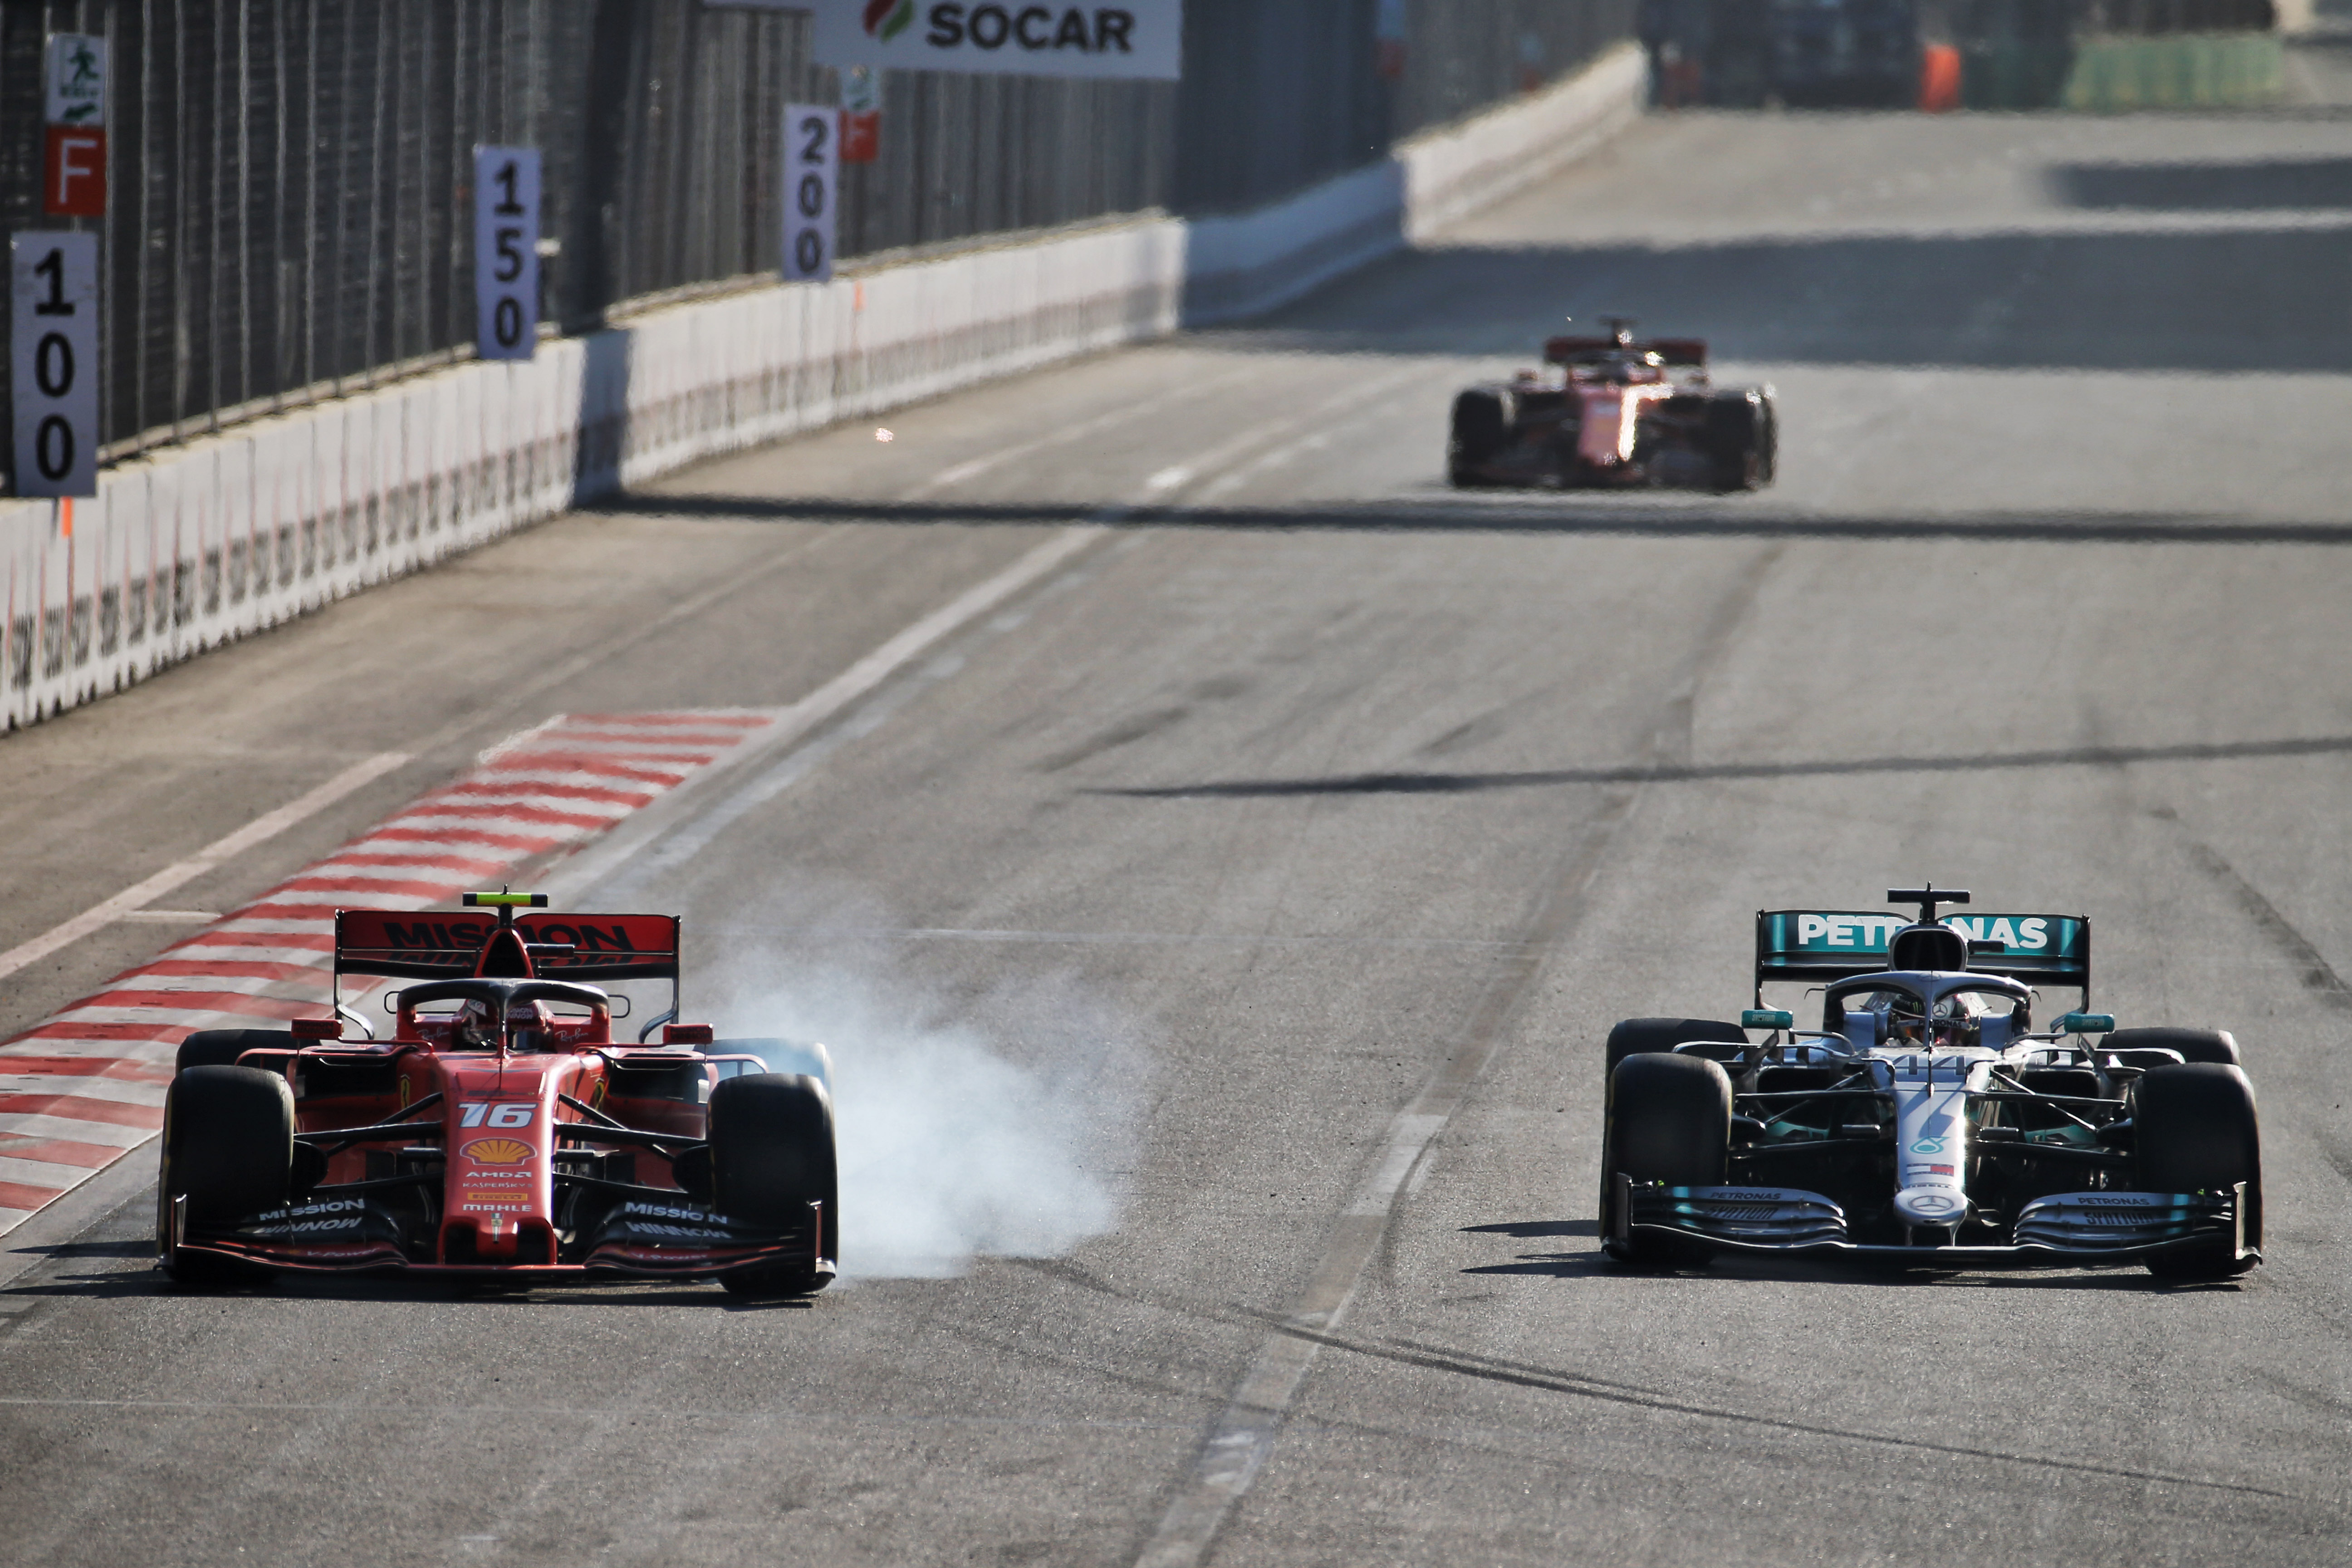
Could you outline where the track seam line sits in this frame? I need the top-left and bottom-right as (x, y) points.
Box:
(1132, 544), (1780, 1568)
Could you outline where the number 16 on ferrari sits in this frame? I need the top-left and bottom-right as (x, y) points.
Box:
(474, 145), (541, 361)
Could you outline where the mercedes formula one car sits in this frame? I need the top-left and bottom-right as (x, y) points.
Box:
(157, 892), (838, 1294)
(1598, 887), (2261, 1278)
(1448, 318), (1776, 491)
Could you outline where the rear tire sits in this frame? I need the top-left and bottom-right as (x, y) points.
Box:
(1448, 387), (1515, 486)
(158, 1066), (294, 1284)
(175, 1029), (293, 1074)
(1601, 1053), (1732, 1266)
(2136, 1063), (2261, 1279)
(2104, 1027), (2239, 1067)
(710, 1073), (838, 1295)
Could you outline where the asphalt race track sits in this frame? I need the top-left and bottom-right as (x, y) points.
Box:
(3, 110), (2351, 1567)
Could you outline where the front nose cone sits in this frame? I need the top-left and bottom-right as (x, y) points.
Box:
(1895, 1186), (1965, 1228)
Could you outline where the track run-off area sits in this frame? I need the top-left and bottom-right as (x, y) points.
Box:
(1, 111), (2350, 1566)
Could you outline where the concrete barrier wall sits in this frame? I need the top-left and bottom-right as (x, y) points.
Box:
(0, 220), (1186, 732)
(2061, 33), (2283, 110)
(1182, 41), (1648, 323)
(0, 46), (1646, 735)
(1963, 32), (2284, 110)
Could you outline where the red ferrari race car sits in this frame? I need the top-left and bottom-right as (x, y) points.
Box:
(156, 892), (837, 1295)
(1448, 318), (1777, 491)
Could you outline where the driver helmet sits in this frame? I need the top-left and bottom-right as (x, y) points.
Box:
(454, 996), (500, 1050)
(1883, 989), (1928, 1043)
(1928, 992), (1980, 1047)
(451, 996), (557, 1050)
(506, 999), (558, 1053)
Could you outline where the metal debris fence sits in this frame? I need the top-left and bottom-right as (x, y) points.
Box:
(0, 0), (1635, 490)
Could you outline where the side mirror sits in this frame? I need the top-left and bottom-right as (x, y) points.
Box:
(2057, 1012), (2115, 1034)
(664, 1023), (715, 1047)
(1742, 1009), (1794, 1031)
(291, 1018), (343, 1040)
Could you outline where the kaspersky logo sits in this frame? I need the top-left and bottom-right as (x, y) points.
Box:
(864, 0), (916, 39)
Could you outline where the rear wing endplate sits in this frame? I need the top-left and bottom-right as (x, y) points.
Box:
(1754, 909), (2090, 1001)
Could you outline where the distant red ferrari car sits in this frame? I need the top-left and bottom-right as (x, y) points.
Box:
(157, 892), (837, 1295)
(1448, 319), (1776, 491)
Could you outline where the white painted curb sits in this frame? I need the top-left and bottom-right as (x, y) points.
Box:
(0, 46), (1646, 734)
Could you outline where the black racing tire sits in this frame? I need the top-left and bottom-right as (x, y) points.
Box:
(710, 1073), (838, 1295)
(1598, 1019), (1745, 1223)
(1604, 1017), (1748, 1079)
(1601, 1053), (1732, 1266)
(175, 1029), (293, 1074)
(1704, 390), (1775, 492)
(2103, 1027), (2240, 1068)
(158, 1067), (294, 1283)
(2136, 1063), (2261, 1279)
(1447, 387), (1515, 487)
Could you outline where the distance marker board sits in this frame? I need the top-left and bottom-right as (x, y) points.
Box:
(11, 232), (100, 498)
(474, 146), (542, 360)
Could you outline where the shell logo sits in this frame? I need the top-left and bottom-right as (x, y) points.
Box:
(461, 1137), (534, 1166)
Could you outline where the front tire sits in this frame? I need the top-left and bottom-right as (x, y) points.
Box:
(710, 1073), (838, 1295)
(1599, 1019), (1746, 1227)
(157, 1066), (294, 1284)
(1448, 387), (1515, 487)
(2136, 1063), (2261, 1279)
(1601, 1053), (1732, 1266)
(1704, 389), (1776, 492)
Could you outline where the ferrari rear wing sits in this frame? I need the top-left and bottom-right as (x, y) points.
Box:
(1754, 909), (2090, 1001)
(334, 910), (681, 984)
(1545, 335), (1707, 367)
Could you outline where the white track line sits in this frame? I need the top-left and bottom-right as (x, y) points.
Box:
(898, 361), (1266, 501)
(0, 751), (412, 985)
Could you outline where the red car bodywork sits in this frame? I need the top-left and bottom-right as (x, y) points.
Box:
(159, 902), (832, 1287)
(1448, 325), (1776, 491)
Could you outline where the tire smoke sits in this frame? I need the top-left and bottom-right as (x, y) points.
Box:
(701, 939), (1150, 1279)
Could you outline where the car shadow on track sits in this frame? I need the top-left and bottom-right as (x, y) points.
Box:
(586, 491), (2352, 548)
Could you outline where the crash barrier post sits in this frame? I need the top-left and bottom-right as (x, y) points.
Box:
(1919, 44), (1963, 113)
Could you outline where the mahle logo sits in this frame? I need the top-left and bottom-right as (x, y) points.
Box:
(865, 0), (916, 39)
